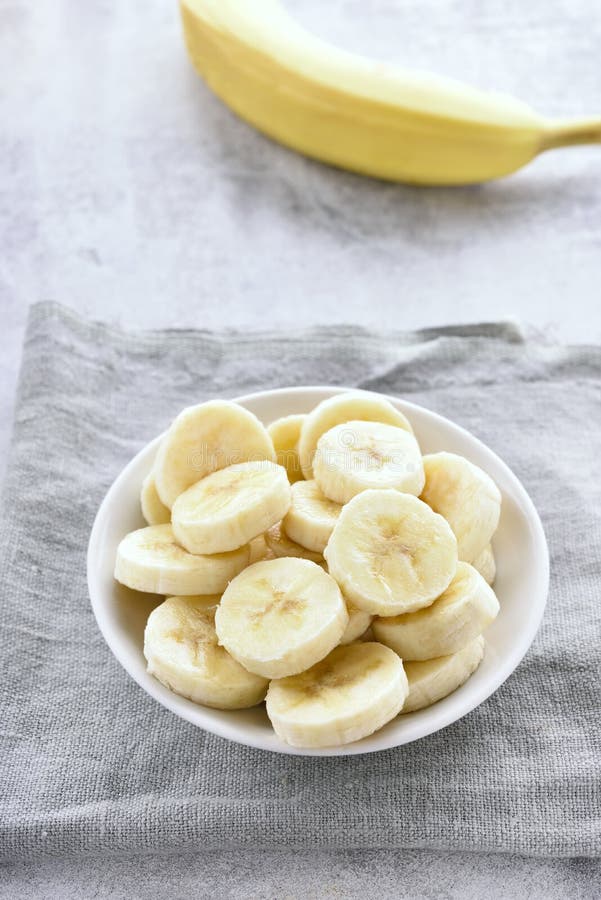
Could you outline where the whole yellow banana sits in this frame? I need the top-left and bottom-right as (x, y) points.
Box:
(180, 0), (601, 185)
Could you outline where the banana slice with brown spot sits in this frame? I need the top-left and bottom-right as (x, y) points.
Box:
(298, 391), (413, 480)
(172, 460), (291, 555)
(144, 595), (268, 709)
(215, 557), (348, 679)
(313, 420), (424, 504)
(325, 489), (458, 616)
(266, 642), (408, 748)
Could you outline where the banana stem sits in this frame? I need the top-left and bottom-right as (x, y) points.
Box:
(540, 117), (601, 151)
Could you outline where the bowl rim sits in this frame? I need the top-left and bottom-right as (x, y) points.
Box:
(87, 385), (550, 756)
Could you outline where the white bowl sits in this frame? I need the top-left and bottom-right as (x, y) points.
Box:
(87, 386), (549, 756)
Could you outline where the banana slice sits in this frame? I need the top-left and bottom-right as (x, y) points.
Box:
(339, 600), (373, 645)
(248, 533), (274, 564)
(264, 522), (324, 564)
(283, 480), (341, 553)
(154, 400), (275, 508)
(402, 637), (485, 713)
(215, 558), (348, 678)
(473, 543), (496, 586)
(171, 461), (291, 555)
(266, 642), (408, 748)
(324, 489), (457, 616)
(420, 452), (501, 564)
(140, 472), (171, 525)
(298, 391), (413, 479)
(114, 524), (249, 596)
(372, 562), (498, 660)
(313, 421), (424, 505)
(144, 595), (268, 709)
(267, 414), (306, 484)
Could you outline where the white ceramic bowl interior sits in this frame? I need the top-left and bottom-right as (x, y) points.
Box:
(88, 386), (549, 756)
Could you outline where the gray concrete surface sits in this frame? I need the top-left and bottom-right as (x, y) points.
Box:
(2, 0), (600, 895)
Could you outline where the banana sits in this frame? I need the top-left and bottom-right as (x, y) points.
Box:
(214, 558), (348, 678)
(144, 595), (268, 709)
(473, 543), (496, 586)
(180, 0), (601, 186)
(154, 400), (275, 509)
(420, 452), (501, 564)
(266, 642), (408, 748)
(372, 562), (498, 660)
(171, 461), (291, 555)
(324, 489), (457, 616)
(298, 391), (412, 480)
(140, 472), (171, 525)
(267, 414), (306, 484)
(114, 524), (249, 595)
(339, 600), (373, 646)
(248, 533), (274, 564)
(402, 637), (485, 713)
(264, 522), (324, 565)
(283, 480), (341, 553)
(313, 421), (424, 505)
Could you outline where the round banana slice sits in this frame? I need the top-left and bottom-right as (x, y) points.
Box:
(154, 400), (276, 508)
(472, 543), (496, 586)
(402, 637), (485, 713)
(298, 391), (413, 479)
(140, 472), (171, 525)
(144, 595), (268, 709)
(372, 562), (499, 660)
(283, 480), (341, 553)
(324, 489), (457, 616)
(266, 642), (408, 748)
(114, 524), (250, 596)
(420, 452), (501, 564)
(339, 601), (373, 645)
(172, 461), (291, 555)
(264, 522), (324, 564)
(313, 420), (424, 505)
(267, 414), (306, 484)
(215, 558), (348, 679)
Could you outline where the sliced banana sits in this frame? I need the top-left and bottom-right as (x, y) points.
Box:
(172, 461), (291, 555)
(248, 533), (274, 564)
(372, 562), (498, 660)
(114, 524), (250, 596)
(283, 480), (341, 553)
(473, 543), (496, 586)
(420, 452), (501, 564)
(265, 522), (324, 564)
(154, 400), (275, 508)
(402, 637), (485, 713)
(268, 414), (306, 484)
(215, 558), (348, 678)
(324, 489), (457, 616)
(140, 472), (171, 525)
(313, 420), (424, 505)
(266, 642), (408, 748)
(144, 595), (268, 709)
(298, 391), (413, 479)
(339, 600), (373, 645)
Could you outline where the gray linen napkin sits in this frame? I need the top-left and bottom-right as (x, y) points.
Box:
(1, 302), (599, 862)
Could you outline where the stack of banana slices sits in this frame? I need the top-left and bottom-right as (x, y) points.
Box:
(114, 391), (502, 749)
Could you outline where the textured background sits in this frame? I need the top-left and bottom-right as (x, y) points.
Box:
(2, 0), (600, 896)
